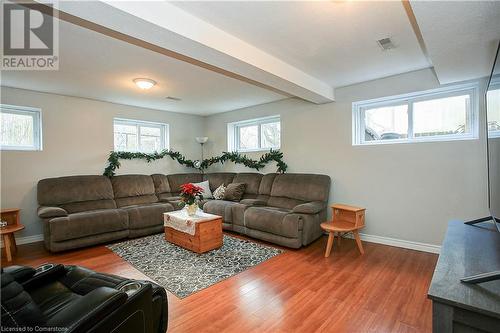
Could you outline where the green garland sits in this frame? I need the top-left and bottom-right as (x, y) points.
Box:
(103, 149), (287, 177)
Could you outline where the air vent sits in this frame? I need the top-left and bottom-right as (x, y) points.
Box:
(377, 37), (395, 51)
(165, 96), (182, 101)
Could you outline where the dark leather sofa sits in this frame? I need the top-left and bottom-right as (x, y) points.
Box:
(0, 263), (168, 333)
(37, 172), (331, 252)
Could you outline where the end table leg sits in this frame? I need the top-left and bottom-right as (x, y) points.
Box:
(9, 234), (17, 254)
(3, 234), (12, 262)
(325, 232), (334, 257)
(354, 230), (364, 255)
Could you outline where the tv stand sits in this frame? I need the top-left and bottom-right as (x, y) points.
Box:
(461, 217), (500, 284)
(428, 221), (500, 332)
(461, 271), (500, 284)
(464, 216), (495, 225)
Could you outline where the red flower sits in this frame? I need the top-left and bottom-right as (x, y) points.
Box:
(179, 183), (204, 205)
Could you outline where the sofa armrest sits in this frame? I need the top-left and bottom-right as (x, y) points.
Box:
(292, 201), (325, 214)
(2, 265), (36, 283)
(46, 287), (127, 332)
(37, 206), (68, 218)
(239, 199), (267, 206)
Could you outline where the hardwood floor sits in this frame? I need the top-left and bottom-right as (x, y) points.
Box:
(2, 234), (438, 332)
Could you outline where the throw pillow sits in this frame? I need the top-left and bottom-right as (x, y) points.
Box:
(223, 183), (246, 201)
(192, 180), (213, 199)
(213, 184), (226, 200)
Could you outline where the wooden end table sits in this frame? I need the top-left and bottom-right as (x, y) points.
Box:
(321, 204), (366, 257)
(164, 210), (223, 254)
(1, 208), (25, 262)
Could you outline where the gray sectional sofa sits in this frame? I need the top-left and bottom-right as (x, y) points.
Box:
(37, 172), (331, 252)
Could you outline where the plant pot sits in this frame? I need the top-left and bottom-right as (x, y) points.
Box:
(186, 203), (198, 216)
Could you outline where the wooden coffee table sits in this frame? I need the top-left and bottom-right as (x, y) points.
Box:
(163, 210), (223, 254)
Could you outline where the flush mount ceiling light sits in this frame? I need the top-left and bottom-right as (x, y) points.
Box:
(133, 78), (156, 90)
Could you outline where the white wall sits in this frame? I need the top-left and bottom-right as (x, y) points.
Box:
(0, 87), (205, 239)
(1, 68), (490, 247)
(204, 69), (489, 246)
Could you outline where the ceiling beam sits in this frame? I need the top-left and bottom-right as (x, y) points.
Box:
(51, 0), (335, 103)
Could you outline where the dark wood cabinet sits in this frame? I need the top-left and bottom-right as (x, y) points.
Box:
(428, 221), (500, 332)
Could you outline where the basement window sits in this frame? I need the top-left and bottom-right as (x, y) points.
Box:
(487, 79), (500, 138)
(113, 118), (169, 153)
(0, 104), (42, 151)
(352, 83), (479, 145)
(227, 115), (281, 152)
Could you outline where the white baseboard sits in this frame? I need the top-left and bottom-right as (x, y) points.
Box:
(6, 233), (441, 254)
(344, 232), (441, 254)
(0, 234), (43, 247)
(16, 234), (44, 245)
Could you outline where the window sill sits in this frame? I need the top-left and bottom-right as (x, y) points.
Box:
(1, 146), (42, 151)
(353, 135), (478, 146)
(235, 148), (280, 153)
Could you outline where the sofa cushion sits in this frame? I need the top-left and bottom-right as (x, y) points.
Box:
(192, 180), (213, 199)
(203, 173), (236, 191)
(267, 196), (305, 210)
(157, 194), (181, 202)
(232, 173), (263, 198)
(292, 201), (325, 214)
(60, 200), (116, 214)
(245, 207), (303, 238)
(167, 173), (203, 194)
(203, 200), (240, 222)
(122, 203), (174, 229)
(38, 176), (115, 213)
(259, 173), (277, 195)
(223, 183), (246, 202)
(213, 184), (226, 200)
(49, 209), (129, 242)
(111, 175), (158, 207)
(270, 174), (331, 202)
(151, 174), (171, 194)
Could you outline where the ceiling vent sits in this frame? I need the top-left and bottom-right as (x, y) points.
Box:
(377, 38), (396, 51)
(165, 96), (182, 101)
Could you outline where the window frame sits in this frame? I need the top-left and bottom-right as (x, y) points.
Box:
(0, 104), (43, 151)
(487, 79), (500, 139)
(113, 118), (169, 153)
(227, 115), (281, 152)
(352, 83), (479, 146)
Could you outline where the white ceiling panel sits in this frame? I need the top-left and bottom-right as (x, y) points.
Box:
(411, 1), (500, 84)
(1, 19), (286, 115)
(172, 1), (430, 88)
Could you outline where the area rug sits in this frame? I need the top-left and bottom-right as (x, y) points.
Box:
(107, 234), (283, 298)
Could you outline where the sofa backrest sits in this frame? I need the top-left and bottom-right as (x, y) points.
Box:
(37, 175), (116, 213)
(203, 173), (236, 191)
(151, 174), (171, 194)
(268, 173), (331, 209)
(232, 173), (263, 199)
(111, 175), (158, 207)
(167, 173), (203, 195)
(258, 173), (277, 196)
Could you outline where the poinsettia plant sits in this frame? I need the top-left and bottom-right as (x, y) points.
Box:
(179, 183), (204, 206)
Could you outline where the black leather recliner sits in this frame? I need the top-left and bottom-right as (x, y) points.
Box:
(1, 263), (168, 333)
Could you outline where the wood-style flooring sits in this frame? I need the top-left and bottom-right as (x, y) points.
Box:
(2, 233), (438, 332)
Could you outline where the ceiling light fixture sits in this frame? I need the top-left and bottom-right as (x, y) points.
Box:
(133, 78), (156, 90)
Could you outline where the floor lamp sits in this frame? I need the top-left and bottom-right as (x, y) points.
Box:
(195, 137), (208, 170)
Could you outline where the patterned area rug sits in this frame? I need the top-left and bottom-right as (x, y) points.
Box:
(107, 234), (283, 298)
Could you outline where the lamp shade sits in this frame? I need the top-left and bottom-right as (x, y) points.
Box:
(196, 137), (208, 144)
